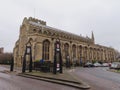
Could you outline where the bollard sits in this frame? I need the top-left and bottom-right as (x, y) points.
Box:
(10, 57), (14, 71)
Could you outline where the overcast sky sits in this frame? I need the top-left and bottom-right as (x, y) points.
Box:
(0, 0), (120, 52)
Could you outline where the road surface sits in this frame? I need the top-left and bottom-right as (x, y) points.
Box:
(0, 66), (79, 90)
(1, 65), (120, 90)
(73, 67), (120, 90)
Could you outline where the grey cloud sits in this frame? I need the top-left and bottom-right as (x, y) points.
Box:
(0, 0), (120, 52)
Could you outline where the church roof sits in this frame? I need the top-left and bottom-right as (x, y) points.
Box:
(25, 17), (93, 43)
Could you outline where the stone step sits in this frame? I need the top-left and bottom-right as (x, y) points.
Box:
(18, 73), (90, 89)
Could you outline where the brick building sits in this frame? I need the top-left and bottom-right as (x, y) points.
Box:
(0, 47), (4, 54)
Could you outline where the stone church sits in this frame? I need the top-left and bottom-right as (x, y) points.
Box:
(13, 17), (116, 66)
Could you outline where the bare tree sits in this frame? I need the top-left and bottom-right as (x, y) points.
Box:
(0, 53), (13, 64)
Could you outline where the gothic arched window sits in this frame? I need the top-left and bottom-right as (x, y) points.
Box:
(84, 47), (87, 60)
(64, 43), (69, 59)
(79, 46), (82, 59)
(42, 40), (50, 60)
(72, 44), (76, 58)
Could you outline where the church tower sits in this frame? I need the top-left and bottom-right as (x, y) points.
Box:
(91, 31), (95, 44)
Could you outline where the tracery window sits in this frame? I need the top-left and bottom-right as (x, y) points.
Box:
(42, 40), (50, 60)
(84, 47), (88, 61)
(72, 44), (76, 59)
(43, 31), (47, 35)
(64, 43), (69, 58)
(93, 48), (96, 60)
(79, 46), (82, 58)
(89, 48), (92, 60)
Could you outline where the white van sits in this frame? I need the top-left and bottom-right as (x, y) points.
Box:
(110, 62), (120, 69)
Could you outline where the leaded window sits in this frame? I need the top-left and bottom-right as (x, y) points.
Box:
(42, 40), (50, 60)
(72, 44), (76, 58)
(64, 43), (69, 59)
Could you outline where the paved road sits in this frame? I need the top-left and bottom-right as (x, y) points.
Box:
(73, 67), (120, 90)
(1, 65), (120, 90)
(0, 66), (79, 90)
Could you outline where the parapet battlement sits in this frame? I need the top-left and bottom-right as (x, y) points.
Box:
(28, 17), (46, 25)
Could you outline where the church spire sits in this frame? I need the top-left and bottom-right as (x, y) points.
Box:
(91, 31), (95, 43)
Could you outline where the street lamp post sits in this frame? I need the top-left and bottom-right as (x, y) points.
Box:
(22, 40), (32, 73)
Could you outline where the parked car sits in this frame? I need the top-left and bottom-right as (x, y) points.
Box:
(102, 63), (109, 67)
(84, 62), (94, 67)
(108, 63), (112, 67)
(93, 62), (102, 67)
(109, 62), (120, 69)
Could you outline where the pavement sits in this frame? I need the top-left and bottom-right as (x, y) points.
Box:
(107, 68), (120, 73)
(0, 65), (90, 89)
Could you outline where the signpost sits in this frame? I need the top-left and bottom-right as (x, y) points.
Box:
(53, 39), (62, 74)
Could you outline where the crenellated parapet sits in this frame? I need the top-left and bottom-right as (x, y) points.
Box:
(28, 17), (46, 25)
